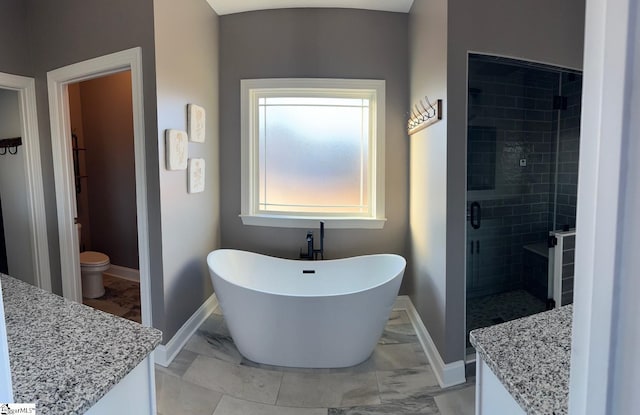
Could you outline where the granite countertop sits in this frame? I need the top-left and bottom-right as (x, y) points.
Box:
(1, 274), (162, 414)
(470, 305), (572, 415)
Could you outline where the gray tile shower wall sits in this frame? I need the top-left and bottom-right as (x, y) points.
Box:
(466, 197), (552, 298)
(467, 60), (559, 298)
(467, 126), (497, 191)
(561, 235), (575, 305)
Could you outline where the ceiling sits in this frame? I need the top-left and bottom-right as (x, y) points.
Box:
(206, 0), (415, 16)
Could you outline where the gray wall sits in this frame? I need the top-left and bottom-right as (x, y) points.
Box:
(408, 0), (450, 362)
(0, 0), (34, 283)
(0, 0), (31, 76)
(154, 0), (220, 341)
(73, 72), (139, 269)
(24, 0), (162, 302)
(0, 0), (220, 345)
(409, 0), (585, 363)
(0, 90), (35, 284)
(219, 9), (409, 267)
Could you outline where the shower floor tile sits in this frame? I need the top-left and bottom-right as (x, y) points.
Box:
(156, 308), (476, 415)
(466, 289), (546, 354)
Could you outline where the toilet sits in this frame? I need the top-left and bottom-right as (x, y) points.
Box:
(77, 224), (110, 299)
(79, 251), (110, 298)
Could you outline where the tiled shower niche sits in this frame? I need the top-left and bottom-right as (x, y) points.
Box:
(466, 55), (582, 349)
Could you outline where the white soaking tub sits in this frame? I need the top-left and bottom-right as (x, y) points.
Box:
(206, 249), (406, 368)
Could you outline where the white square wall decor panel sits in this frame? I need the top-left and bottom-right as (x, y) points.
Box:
(188, 104), (206, 143)
(188, 158), (205, 193)
(165, 129), (188, 170)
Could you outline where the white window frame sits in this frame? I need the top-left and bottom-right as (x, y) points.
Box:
(240, 78), (386, 229)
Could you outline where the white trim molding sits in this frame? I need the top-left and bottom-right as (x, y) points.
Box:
(155, 293), (219, 367)
(46, 47), (153, 327)
(104, 265), (140, 282)
(240, 78), (386, 229)
(569, 0), (640, 412)
(394, 295), (466, 388)
(0, 72), (51, 292)
(238, 215), (386, 229)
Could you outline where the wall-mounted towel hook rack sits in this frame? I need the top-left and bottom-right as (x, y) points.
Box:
(0, 137), (22, 155)
(407, 97), (442, 135)
(419, 100), (431, 114)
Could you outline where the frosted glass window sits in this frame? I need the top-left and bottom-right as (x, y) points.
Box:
(241, 78), (386, 228)
(258, 97), (370, 213)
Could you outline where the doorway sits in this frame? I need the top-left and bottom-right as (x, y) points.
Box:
(47, 48), (152, 327)
(465, 54), (583, 355)
(0, 73), (49, 290)
(67, 71), (141, 323)
(0, 89), (20, 277)
(0, 195), (7, 275)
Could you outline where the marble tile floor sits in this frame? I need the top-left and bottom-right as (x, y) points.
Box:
(155, 307), (476, 415)
(83, 274), (141, 323)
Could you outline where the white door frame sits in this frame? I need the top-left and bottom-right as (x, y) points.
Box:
(47, 48), (152, 326)
(0, 72), (50, 291)
(569, 0), (639, 412)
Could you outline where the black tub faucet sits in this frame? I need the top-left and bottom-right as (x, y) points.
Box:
(299, 221), (325, 260)
(316, 221), (325, 260)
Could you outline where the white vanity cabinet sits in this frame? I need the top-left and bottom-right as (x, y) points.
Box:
(0, 274), (161, 413)
(85, 356), (156, 414)
(470, 306), (572, 415)
(475, 355), (525, 415)
(0, 280), (13, 402)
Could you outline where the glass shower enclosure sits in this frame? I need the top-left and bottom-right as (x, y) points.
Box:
(465, 54), (582, 355)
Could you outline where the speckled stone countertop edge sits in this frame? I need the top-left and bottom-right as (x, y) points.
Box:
(1, 274), (162, 414)
(470, 334), (535, 412)
(469, 305), (573, 415)
(62, 329), (162, 414)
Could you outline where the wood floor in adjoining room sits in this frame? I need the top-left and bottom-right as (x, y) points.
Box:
(83, 274), (141, 323)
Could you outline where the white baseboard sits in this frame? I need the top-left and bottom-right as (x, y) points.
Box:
(104, 265), (140, 282)
(154, 293), (219, 367)
(394, 295), (466, 388)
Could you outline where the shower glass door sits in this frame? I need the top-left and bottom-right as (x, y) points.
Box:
(465, 54), (582, 355)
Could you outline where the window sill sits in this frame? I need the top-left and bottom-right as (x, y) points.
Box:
(239, 215), (386, 229)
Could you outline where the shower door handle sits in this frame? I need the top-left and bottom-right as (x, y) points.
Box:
(470, 202), (481, 229)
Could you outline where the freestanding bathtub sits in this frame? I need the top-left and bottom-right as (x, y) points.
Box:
(207, 249), (406, 368)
